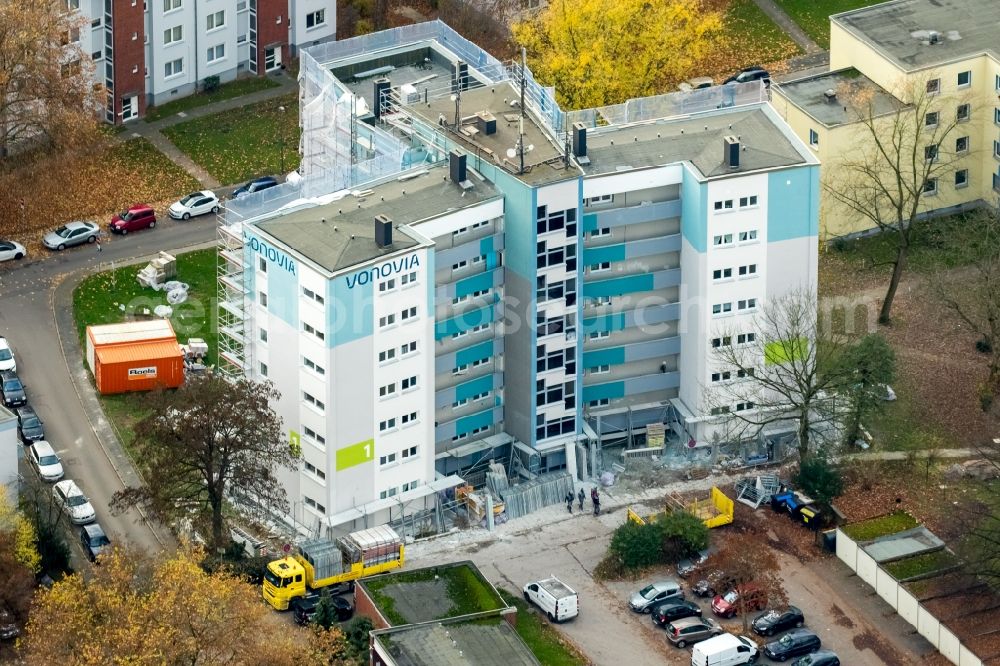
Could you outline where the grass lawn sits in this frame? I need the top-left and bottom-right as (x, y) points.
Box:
(144, 77), (280, 122)
(772, 0), (883, 48)
(842, 511), (919, 541)
(365, 563), (506, 625)
(499, 590), (588, 666)
(884, 549), (959, 581)
(723, 0), (802, 64)
(163, 92), (300, 186)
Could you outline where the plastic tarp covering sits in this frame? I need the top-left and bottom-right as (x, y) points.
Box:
(340, 525), (402, 565)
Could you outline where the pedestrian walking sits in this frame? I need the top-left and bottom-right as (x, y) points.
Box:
(577, 488), (585, 511)
(565, 491), (574, 514)
(591, 487), (601, 516)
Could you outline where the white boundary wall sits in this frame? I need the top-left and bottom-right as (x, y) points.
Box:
(835, 528), (983, 666)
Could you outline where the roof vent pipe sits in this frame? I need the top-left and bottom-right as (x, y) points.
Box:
(724, 135), (740, 170)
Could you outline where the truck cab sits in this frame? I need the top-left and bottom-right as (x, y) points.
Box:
(523, 577), (579, 623)
(262, 558), (306, 610)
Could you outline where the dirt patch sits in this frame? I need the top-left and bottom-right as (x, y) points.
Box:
(854, 628), (914, 665)
(829, 603), (856, 629)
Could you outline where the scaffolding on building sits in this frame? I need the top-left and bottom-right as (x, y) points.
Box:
(217, 221), (249, 376)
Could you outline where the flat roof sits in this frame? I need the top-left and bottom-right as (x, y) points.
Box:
(775, 69), (907, 127)
(88, 319), (177, 345)
(583, 106), (809, 179)
(256, 166), (500, 274)
(833, 0), (1000, 70)
(374, 618), (540, 666)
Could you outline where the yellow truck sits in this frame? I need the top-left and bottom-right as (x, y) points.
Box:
(262, 525), (405, 610)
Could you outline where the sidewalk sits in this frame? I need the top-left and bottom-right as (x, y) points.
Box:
(751, 0), (823, 54)
(123, 70), (298, 189)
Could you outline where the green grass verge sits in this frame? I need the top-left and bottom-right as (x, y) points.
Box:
(771, 0), (883, 49)
(724, 0), (802, 63)
(144, 77), (281, 122)
(498, 590), (587, 666)
(865, 383), (949, 452)
(884, 549), (958, 581)
(163, 93), (300, 185)
(365, 564), (505, 625)
(98, 392), (152, 456)
(842, 511), (919, 541)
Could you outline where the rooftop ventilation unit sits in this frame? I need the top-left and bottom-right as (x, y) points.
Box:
(374, 214), (392, 248)
(724, 135), (740, 170)
(928, 30), (940, 45)
(572, 122), (590, 165)
(824, 89), (837, 102)
(449, 150), (471, 189)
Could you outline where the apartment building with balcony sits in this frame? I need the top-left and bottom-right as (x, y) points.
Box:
(70, 0), (335, 123)
(771, 0), (1000, 239)
(217, 22), (819, 535)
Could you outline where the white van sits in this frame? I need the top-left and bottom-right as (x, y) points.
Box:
(523, 576), (579, 622)
(691, 633), (759, 666)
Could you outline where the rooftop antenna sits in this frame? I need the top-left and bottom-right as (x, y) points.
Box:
(563, 127), (570, 169)
(350, 94), (358, 167)
(452, 86), (461, 129)
(519, 46), (527, 175)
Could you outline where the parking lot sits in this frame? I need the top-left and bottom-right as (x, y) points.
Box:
(406, 496), (931, 666)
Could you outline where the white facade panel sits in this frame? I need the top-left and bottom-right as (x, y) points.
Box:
(582, 165), (683, 199)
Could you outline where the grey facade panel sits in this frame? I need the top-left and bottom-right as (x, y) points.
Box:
(623, 336), (681, 362)
(652, 268), (682, 289)
(624, 372), (680, 395)
(625, 234), (681, 258)
(590, 199), (681, 230)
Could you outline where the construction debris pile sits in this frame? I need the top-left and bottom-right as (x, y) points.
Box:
(487, 466), (574, 520)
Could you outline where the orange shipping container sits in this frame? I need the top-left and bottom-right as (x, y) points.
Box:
(86, 320), (177, 374)
(93, 340), (184, 394)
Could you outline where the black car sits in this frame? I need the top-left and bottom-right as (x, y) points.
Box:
(724, 67), (771, 85)
(0, 608), (18, 641)
(291, 592), (353, 625)
(16, 406), (44, 443)
(233, 176), (278, 198)
(651, 599), (703, 627)
(792, 650), (840, 666)
(80, 523), (112, 562)
(0, 371), (26, 408)
(752, 606), (805, 636)
(691, 574), (720, 598)
(764, 628), (821, 662)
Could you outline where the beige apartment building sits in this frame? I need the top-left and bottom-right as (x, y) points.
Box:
(771, 0), (1000, 239)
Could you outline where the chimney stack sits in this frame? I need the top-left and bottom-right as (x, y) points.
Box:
(374, 214), (392, 248)
(449, 150), (467, 185)
(572, 122), (587, 158)
(724, 135), (740, 170)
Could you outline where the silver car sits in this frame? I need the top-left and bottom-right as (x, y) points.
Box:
(0, 239), (26, 262)
(629, 580), (683, 613)
(53, 480), (96, 525)
(43, 221), (100, 251)
(168, 190), (220, 220)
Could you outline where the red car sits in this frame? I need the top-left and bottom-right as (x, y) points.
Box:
(110, 205), (156, 235)
(711, 584), (767, 618)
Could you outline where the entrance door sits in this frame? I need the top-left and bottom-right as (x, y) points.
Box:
(264, 46), (281, 71)
(121, 95), (138, 121)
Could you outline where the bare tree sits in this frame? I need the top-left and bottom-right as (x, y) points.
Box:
(703, 532), (788, 633)
(0, 0), (100, 155)
(957, 441), (1000, 590)
(825, 75), (970, 324)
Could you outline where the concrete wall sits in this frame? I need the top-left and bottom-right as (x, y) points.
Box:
(0, 410), (16, 503)
(835, 528), (983, 666)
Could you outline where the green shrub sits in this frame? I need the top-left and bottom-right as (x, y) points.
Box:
(659, 510), (709, 562)
(344, 616), (374, 656)
(795, 455), (844, 506)
(202, 75), (221, 93)
(608, 521), (665, 569)
(593, 553), (628, 581)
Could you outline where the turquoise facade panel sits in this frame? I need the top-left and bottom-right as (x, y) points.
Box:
(582, 381), (625, 402)
(454, 270), (495, 299)
(435, 304), (495, 340)
(582, 243), (627, 265)
(455, 407), (498, 436)
(680, 165), (708, 252)
(767, 166), (820, 242)
(582, 212), (598, 233)
(244, 228), (298, 327)
(582, 273), (654, 298)
(455, 339), (494, 366)
(582, 346), (626, 368)
(455, 374), (494, 401)
(329, 266), (373, 347)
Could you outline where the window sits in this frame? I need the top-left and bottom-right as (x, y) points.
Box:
(207, 44), (225, 62)
(995, 108), (1000, 125)
(589, 398), (610, 407)
(737, 332), (756, 345)
(737, 298), (758, 311)
(259, 328), (268, 343)
(452, 260), (467, 271)
(591, 365), (610, 374)
(584, 194), (614, 206)
(303, 496), (325, 514)
(713, 233), (734, 247)
(401, 271), (418, 287)
(924, 144), (938, 162)
(713, 199), (734, 211)
(379, 452), (396, 466)
(163, 0), (181, 10)
(738, 263), (758, 277)
(164, 26), (182, 45)
(302, 286), (324, 305)
(957, 71), (971, 88)
(401, 306), (417, 322)
(589, 330), (610, 340)
(92, 51), (102, 60)
(711, 371), (732, 383)
(303, 461), (326, 480)
(710, 406), (731, 416)
(735, 401), (755, 412)
(400, 341), (417, 356)
(808, 129), (819, 147)
(303, 392), (325, 411)
(956, 136), (969, 153)
(471, 254), (486, 266)
(303, 426), (326, 446)
(401, 445), (418, 458)
(923, 178), (938, 195)
(955, 169), (969, 188)
(926, 78), (940, 95)
(401, 376), (417, 390)
(379, 382), (397, 398)
(957, 104), (970, 122)
(401, 480), (421, 492)
(303, 357), (325, 375)
(66, 0), (80, 8)
(259, 256), (267, 273)
(379, 314), (396, 328)
(379, 278), (396, 293)
(259, 291), (267, 307)
(738, 195), (758, 207)
(206, 10), (225, 30)
(378, 347), (396, 363)
(401, 412), (418, 426)
(259, 362), (268, 377)
(925, 111), (938, 127)
(712, 302), (733, 315)
(452, 322), (489, 339)
(712, 268), (733, 280)
(738, 229), (758, 242)
(164, 58), (183, 77)
(379, 418), (396, 432)
(711, 336), (732, 348)
(995, 140), (1000, 158)
(302, 322), (325, 341)
(237, 33), (247, 43)
(60, 60), (81, 78)
(996, 74), (1000, 91)
(590, 262), (611, 273)
(589, 227), (611, 238)
(306, 9), (325, 28)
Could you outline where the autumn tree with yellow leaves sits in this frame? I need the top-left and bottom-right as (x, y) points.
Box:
(513, 0), (723, 109)
(0, 493), (40, 635)
(20, 548), (355, 665)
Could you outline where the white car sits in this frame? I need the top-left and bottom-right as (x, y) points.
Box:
(0, 239), (26, 262)
(53, 480), (96, 525)
(0, 337), (14, 372)
(168, 190), (220, 220)
(29, 441), (64, 482)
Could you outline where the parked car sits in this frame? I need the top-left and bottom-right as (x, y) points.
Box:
(0, 608), (18, 641)
(752, 606), (805, 636)
(665, 617), (722, 648)
(232, 176), (278, 198)
(692, 573), (721, 598)
(52, 480), (96, 525)
(169, 190), (220, 220)
(724, 67), (771, 85)
(629, 580), (683, 613)
(1, 370), (26, 407)
(0, 337), (14, 372)
(16, 406), (44, 443)
(523, 577), (579, 622)
(28, 440), (64, 482)
(291, 592), (353, 625)
(0, 239), (26, 263)
(42, 220), (100, 250)
(678, 76), (714, 92)
(763, 628), (822, 662)
(712, 585), (768, 618)
(651, 599), (703, 627)
(692, 633), (760, 666)
(677, 547), (714, 578)
(109, 204), (156, 235)
(80, 523), (112, 562)
(791, 649), (840, 666)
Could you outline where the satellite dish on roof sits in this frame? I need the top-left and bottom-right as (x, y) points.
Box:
(506, 148), (517, 158)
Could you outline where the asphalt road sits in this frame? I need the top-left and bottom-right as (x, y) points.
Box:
(0, 214), (220, 555)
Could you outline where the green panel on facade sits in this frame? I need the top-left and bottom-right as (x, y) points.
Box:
(336, 438), (374, 471)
